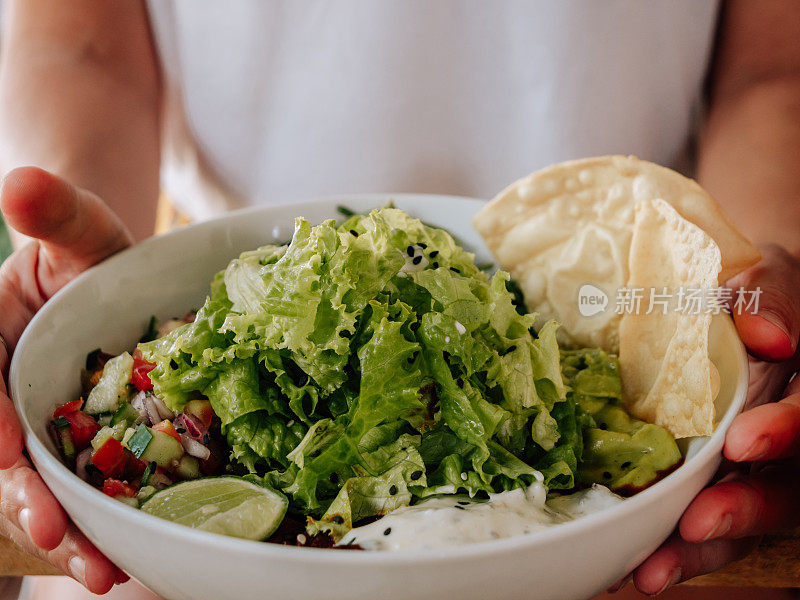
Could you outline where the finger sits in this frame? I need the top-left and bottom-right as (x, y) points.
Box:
(633, 534), (759, 595)
(0, 457), (68, 550)
(0, 166), (132, 294)
(51, 522), (120, 594)
(729, 245), (800, 362)
(0, 515), (118, 594)
(0, 392), (23, 469)
(724, 393), (800, 462)
(116, 569), (131, 584)
(745, 358), (798, 411)
(679, 468), (800, 543)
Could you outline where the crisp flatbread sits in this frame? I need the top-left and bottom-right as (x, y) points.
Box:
(473, 155), (760, 352)
(619, 199), (721, 437)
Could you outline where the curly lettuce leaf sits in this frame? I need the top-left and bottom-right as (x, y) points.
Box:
(134, 207), (677, 531)
(560, 349), (681, 491)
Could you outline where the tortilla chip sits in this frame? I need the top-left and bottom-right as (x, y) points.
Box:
(473, 155), (759, 352)
(619, 199), (721, 438)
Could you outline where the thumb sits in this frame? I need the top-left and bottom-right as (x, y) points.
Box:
(729, 245), (800, 362)
(0, 167), (133, 295)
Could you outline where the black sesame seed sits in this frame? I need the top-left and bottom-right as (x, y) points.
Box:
(432, 262), (439, 269)
(429, 250), (439, 257)
(455, 505), (465, 510)
(349, 230), (359, 237)
(389, 485), (398, 496)
(383, 527), (392, 536)
(418, 243), (427, 249)
(457, 501), (469, 505)
(602, 471), (612, 479)
(410, 470), (423, 480)
(176, 427), (186, 434)
(449, 267), (460, 273)
(412, 255), (422, 265)
(621, 461), (632, 470)
(406, 246), (415, 256)
(332, 515), (344, 525)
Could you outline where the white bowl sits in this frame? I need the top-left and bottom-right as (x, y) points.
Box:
(10, 195), (748, 600)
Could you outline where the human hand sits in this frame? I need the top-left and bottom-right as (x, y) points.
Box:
(610, 245), (800, 594)
(0, 167), (133, 593)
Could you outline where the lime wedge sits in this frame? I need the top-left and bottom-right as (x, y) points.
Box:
(140, 477), (288, 541)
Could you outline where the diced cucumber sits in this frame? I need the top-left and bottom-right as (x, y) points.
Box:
(127, 425), (154, 458)
(140, 461), (157, 486)
(90, 423), (127, 450)
(52, 418), (76, 461)
(121, 427), (136, 445)
(175, 455), (200, 480)
(114, 496), (140, 508)
(136, 485), (157, 503)
(111, 402), (139, 428)
(139, 428), (184, 468)
(84, 352), (134, 414)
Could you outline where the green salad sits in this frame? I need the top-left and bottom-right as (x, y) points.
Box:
(53, 207), (680, 546)
(139, 208), (679, 535)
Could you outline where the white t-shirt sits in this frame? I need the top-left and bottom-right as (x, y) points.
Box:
(147, 0), (719, 219)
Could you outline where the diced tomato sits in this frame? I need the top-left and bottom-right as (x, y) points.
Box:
(152, 420), (182, 442)
(63, 411), (99, 450)
(131, 349), (156, 392)
(53, 399), (83, 418)
(102, 478), (136, 498)
(183, 311), (197, 323)
(124, 454), (147, 479)
(91, 438), (127, 478)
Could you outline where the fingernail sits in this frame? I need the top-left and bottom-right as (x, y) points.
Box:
(18, 508), (31, 536)
(607, 572), (633, 593)
(702, 512), (733, 541)
(652, 568), (681, 596)
(68, 556), (86, 585)
(740, 436), (771, 461)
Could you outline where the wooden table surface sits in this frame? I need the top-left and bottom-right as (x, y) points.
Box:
(2, 533), (799, 586)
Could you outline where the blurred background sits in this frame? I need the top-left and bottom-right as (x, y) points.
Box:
(0, 215), (10, 261)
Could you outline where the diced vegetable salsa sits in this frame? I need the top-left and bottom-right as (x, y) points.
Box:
(50, 311), (226, 507)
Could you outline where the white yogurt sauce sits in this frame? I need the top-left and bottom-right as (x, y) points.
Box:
(337, 484), (622, 551)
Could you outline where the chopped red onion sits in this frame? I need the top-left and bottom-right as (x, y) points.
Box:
(131, 391), (148, 417)
(75, 448), (92, 481)
(143, 395), (162, 426)
(174, 413), (206, 440)
(179, 433), (211, 460)
(151, 396), (175, 421)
